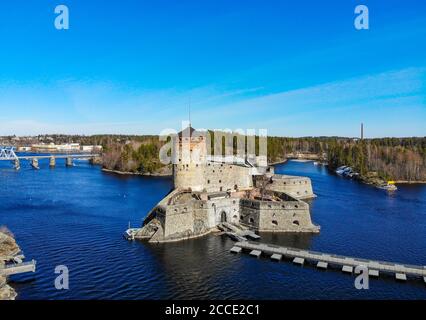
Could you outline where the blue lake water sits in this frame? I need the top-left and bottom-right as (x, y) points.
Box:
(1, 158), (426, 299)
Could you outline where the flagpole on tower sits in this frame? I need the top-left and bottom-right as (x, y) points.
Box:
(189, 97), (191, 127)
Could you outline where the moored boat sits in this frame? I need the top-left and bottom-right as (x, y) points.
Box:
(377, 181), (398, 191)
(335, 166), (348, 175)
(123, 228), (141, 240)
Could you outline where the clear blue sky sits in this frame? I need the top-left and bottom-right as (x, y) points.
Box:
(0, 0), (425, 137)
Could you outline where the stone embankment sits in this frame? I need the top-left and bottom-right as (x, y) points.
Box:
(0, 228), (19, 300)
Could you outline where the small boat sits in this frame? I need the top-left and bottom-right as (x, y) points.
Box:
(343, 167), (353, 175)
(336, 166), (348, 175)
(377, 181), (398, 191)
(313, 161), (319, 166)
(123, 228), (140, 240)
(343, 168), (354, 177)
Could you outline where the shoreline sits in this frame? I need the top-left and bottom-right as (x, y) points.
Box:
(103, 163), (425, 185)
(101, 168), (172, 177)
(16, 150), (97, 155)
(281, 161), (426, 187)
(269, 159), (288, 166)
(394, 180), (426, 184)
(0, 230), (19, 300)
(355, 175), (426, 187)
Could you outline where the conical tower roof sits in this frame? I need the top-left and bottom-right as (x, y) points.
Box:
(178, 126), (196, 138)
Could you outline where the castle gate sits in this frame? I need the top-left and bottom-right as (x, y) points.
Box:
(220, 211), (227, 223)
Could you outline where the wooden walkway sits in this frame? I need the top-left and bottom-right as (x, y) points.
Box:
(232, 241), (426, 282)
(0, 260), (36, 276)
(218, 223), (260, 242)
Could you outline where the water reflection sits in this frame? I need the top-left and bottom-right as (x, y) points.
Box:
(1, 160), (426, 299)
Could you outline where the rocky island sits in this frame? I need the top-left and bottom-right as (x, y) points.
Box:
(0, 227), (36, 300)
(0, 228), (20, 300)
(129, 126), (319, 243)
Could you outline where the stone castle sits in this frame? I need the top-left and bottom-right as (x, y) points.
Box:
(134, 126), (320, 242)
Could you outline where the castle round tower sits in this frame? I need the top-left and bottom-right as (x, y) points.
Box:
(173, 126), (207, 191)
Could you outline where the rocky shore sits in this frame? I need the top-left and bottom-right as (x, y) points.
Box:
(356, 172), (388, 187)
(0, 228), (19, 300)
(269, 158), (288, 166)
(102, 164), (172, 177)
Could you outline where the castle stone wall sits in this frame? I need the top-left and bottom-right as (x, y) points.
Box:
(257, 174), (316, 199)
(239, 197), (318, 232)
(174, 162), (253, 192)
(164, 203), (195, 238)
(174, 163), (205, 191)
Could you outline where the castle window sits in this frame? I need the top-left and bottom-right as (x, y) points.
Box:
(272, 220), (278, 226)
(293, 220), (300, 226)
(295, 204), (298, 208)
(219, 180), (222, 183)
(234, 184), (238, 190)
(196, 164), (198, 167)
(233, 215), (238, 219)
(220, 187), (223, 191)
(207, 180), (210, 184)
(268, 204), (272, 208)
(233, 200), (236, 204)
(249, 218), (254, 223)
(240, 215), (244, 220)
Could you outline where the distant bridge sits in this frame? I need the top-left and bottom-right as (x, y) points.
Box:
(0, 146), (99, 170)
(0, 146), (18, 161)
